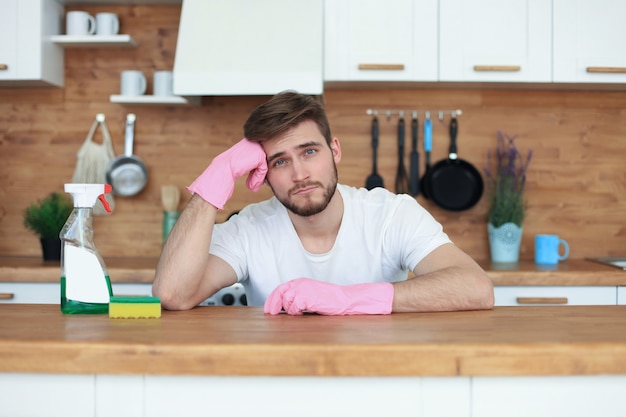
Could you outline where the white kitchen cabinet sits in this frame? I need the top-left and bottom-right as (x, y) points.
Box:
(439, 0), (552, 83)
(473, 376), (626, 417)
(0, 0), (64, 87)
(494, 286), (617, 306)
(0, 373), (95, 417)
(324, 0), (438, 83)
(0, 282), (59, 304)
(145, 376), (466, 417)
(553, 0), (626, 84)
(0, 374), (470, 417)
(96, 375), (144, 417)
(6, 373), (626, 417)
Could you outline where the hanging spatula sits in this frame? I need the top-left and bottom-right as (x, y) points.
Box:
(420, 113), (433, 199)
(409, 113), (420, 196)
(365, 115), (384, 190)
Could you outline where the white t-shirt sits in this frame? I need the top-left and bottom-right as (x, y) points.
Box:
(210, 184), (451, 306)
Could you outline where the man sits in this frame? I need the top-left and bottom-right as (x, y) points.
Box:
(153, 91), (494, 315)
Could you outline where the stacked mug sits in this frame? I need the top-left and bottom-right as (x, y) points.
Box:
(120, 70), (174, 97)
(66, 11), (119, 36)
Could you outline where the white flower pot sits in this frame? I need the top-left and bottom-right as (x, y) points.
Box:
(488, 222), (522, 263)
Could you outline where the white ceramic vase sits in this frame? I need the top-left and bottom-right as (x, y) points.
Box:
(488, 222), (522, 263)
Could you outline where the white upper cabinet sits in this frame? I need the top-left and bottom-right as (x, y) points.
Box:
(324, 0), (438, 83)
(0, 0), (64, 87)
(553, 0), (626, 84)
(438, 0), (552, 82)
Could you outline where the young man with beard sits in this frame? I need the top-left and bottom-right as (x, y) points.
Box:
(152, 91), (494, 315)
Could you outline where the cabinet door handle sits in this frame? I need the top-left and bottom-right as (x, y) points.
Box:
(358, 64), (405, 71)
(0, 64), (8, 71)
(586, 67), (626, 74)
(473, 65), (521, 72)
(516, 297), (568, 305)
(0, 293), (15, 300)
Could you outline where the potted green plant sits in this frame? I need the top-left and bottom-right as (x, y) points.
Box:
(484, 131), (532, 262)
(23, 192), (73, 261)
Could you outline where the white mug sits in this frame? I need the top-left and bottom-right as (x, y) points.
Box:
(95, 13), (119, 36)
(153, 71), (174, 96)
(120, 70), (147, 96)
(66, 11), (96, 36)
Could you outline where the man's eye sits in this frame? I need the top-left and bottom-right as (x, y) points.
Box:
(305, 149), (316, 156)
(273, 159), (285, 167)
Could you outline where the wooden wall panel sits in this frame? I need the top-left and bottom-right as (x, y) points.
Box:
(0, 5), (625, 263)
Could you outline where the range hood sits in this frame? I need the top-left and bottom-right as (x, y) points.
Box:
(173, 0), (323, 96)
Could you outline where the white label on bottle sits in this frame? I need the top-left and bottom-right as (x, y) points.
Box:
(65, 245), (109, 303)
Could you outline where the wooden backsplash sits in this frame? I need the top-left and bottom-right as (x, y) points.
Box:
(1, 5), (625, 262)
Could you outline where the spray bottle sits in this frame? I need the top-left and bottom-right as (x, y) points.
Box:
(60, 183), (113, 314)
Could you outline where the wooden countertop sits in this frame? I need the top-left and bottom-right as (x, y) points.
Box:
(478, 259), (626, 286)
(1, 256), (624, 285)
(1, 305), (626, 377)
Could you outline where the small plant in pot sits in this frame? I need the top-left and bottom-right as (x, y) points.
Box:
(484, 131), (533, 263)
(23, 192), (73, 261)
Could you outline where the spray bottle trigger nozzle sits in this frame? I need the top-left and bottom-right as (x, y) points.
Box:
(99, 195), (112, 213)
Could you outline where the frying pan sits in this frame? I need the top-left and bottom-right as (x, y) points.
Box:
(105, 113), (148, 196)
(422, 117), (483, 211)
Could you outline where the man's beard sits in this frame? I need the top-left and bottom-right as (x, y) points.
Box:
(270, 164), (338, 217)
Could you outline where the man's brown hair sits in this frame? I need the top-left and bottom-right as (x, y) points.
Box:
(243, 91), (332, 146)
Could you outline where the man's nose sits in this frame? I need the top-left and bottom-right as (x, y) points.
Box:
(291, 159), (310, 181)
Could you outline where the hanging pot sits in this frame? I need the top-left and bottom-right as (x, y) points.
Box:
(105, 113), (148, 196)
(422, 117), (483, 211)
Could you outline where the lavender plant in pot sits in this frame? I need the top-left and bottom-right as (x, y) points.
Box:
(484, 131), (532, 263)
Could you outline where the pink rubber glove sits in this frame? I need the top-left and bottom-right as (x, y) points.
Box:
(187, 138), (268, 210)
(264, 278), (394, 316)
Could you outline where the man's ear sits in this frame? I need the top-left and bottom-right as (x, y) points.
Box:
(330, 137), (342, 163)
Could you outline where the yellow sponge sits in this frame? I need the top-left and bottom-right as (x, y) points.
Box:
(109, 296), (161, 319)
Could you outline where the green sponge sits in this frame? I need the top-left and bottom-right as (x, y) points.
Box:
(109, 296), (161, 319)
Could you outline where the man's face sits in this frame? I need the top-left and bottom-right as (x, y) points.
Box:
(263, 120), (342, 217)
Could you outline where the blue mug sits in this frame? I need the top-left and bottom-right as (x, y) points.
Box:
(535, 234), (569, 265)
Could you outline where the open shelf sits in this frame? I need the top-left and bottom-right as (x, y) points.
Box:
(50, 34), (137, 48)
(109, 95), (201, 106)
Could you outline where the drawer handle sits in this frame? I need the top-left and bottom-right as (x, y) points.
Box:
(0, 64), (8, 71)
(586, 67), (626, 74)
(358, 64), (405, 71)
(0, 293), (15, 300)
(473, 65), (521, 72)
(517, 297), (568, 305)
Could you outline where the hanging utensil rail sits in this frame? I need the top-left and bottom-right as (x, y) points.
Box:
(366, 109), (462, 122)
